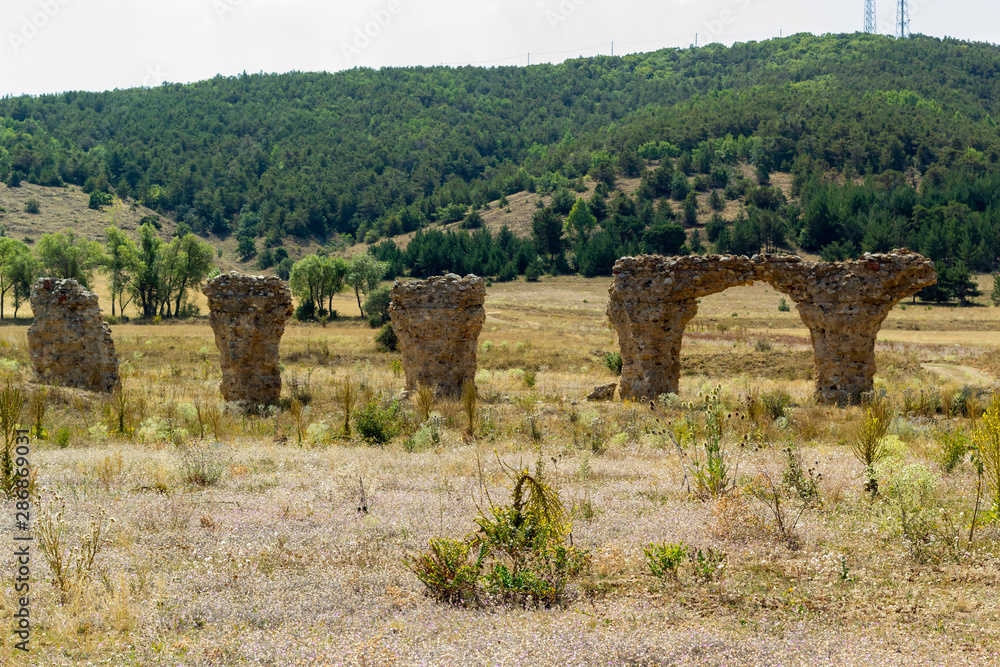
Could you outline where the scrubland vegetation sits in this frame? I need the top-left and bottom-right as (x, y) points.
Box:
(0, 277), (996, 665)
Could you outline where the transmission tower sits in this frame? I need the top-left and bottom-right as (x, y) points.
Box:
(896, 0), (909, 38)
(864, 0), (877, 34)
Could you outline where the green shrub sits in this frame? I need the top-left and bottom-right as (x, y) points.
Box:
(408, 465), (589, 608)
(24, 198), (41, 214)
(179, 441), (228, 487)
(762, 389), (792, 420)
(407, 538), (483, 605)
(375, 322), (398, 352)
(363, 285), (391, 328)
(354, 400), (400, 446)
(936, 428), (971, 474)
(603, 351), (623, 375)
(778, 297), (790, 312)
(645, 541), (686, 581)
(688, 546), (727, 582)
(525, 260), (542, 282)
(294, 300), (316, 321)
(88, 191), (113, 210)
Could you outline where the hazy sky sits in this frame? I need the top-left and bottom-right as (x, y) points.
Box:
(3, 0), (997, 97)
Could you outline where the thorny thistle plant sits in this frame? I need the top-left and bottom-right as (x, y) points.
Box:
(37, 492), (114, 604)
(650, 385), (744, 499)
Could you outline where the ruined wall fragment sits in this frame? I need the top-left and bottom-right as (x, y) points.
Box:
(388, 274), (486, 396)
(203, 273), (293, 409)
(27, 278), (120, 393)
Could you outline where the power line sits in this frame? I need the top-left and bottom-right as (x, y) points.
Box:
(864, 0), (877, 34)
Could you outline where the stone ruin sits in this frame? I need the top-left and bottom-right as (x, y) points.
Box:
(27, 278), (120, 393)
(388, 274), (486, 396)
(608, 250), (936, 405)
(203, 272), (293, 409)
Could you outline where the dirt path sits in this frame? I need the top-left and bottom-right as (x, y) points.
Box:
(920, 362), (996, 386)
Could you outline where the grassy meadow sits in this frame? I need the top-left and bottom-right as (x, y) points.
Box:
(0, 275), (999, 665)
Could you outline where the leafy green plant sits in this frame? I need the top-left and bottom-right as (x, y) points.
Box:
(644, 541), (686, 581)
(603, 351), (623, 375)
(407, 538), (483, 605)
(936, 428), (971, 474)
(475, 465), (589, 606)
(375, 322), (398, 352)
(762, 389), (792, 420)
(687, 546), (726, 582)
(407, 463), (588, 608)
(777, 297), (791, 312)
(354, 399), (400, 446)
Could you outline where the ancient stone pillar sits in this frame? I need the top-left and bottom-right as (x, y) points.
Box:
(608, 255), (756, 400)
(388, 274), (486, 396)
(203, 273), (293, 409)
(27, 278), (120, 393)
(758, 250), (936, 405)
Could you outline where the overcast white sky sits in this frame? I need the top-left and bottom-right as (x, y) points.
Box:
(2, 0), (996, 97)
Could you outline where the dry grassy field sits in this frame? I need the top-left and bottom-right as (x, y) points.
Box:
(1, 274), (999, 666)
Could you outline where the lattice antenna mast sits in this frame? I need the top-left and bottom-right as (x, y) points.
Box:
(896, 0), (909, 38)
(864, 0), (877, 34)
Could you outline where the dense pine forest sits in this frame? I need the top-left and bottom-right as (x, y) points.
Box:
(3, 32), (1000, 300)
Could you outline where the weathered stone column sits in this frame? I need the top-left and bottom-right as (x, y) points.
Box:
(27, 278), (120, 393)
(203, 273), (293, 409)
(388, 274), (486, 396)
(758, 250), (936, 405)
(608, 255), (756, 400)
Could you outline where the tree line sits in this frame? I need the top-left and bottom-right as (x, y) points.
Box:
(0, 225), (215, 319)
(4, 32), (1000, 257)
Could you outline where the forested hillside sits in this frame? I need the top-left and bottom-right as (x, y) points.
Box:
(3, 32), (1000, 299)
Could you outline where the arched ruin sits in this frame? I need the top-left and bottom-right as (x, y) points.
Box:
(608, 250), (936, 405)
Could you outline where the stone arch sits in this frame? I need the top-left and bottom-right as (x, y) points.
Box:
(608, 250), (936, 405)
(607, 255), (757, 401)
